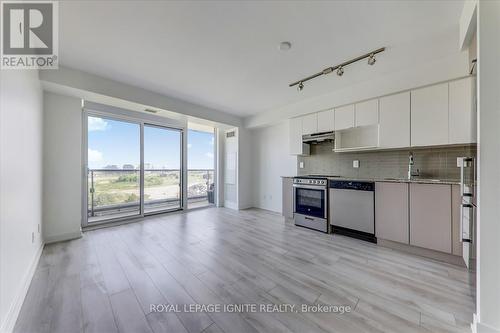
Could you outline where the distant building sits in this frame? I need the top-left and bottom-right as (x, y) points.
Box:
(104, 165), (119, 170)
(122, 164), (135, 170)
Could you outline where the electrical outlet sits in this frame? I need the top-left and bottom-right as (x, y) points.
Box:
(31, 232), (35, 243)
(353, 160), (360, 168)
(299, 162), (304, 169)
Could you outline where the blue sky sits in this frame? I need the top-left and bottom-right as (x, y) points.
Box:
(87, 116), (214, 169)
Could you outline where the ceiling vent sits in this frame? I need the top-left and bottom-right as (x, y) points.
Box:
(226, 131), (236, 138)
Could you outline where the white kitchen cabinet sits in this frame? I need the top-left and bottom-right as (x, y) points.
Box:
(355, 99), (379, 127)
(334, 104), (355, 130)
(288, 117), (310, 156)
(449, 77), (476, 144)
(301, 113), (318, 135)
(317, 109), (335, 133)
(379, 92), (411, 148)
(411, 83), (449, 147)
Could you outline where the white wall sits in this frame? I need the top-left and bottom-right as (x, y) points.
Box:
(0, 71), (44, 332)
(238, 127), (254, 210)
(40, 66), (243, 127)
(251, 122), (297, 213)
(43, 92), (83, 243)
(476, 1), (500, 332)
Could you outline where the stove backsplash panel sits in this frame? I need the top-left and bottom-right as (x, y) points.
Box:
(297, 143), (476, 180)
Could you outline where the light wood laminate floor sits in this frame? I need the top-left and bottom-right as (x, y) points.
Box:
(14, 208), (475, 333)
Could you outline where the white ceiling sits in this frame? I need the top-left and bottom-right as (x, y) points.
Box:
(59, 0), (464, 117)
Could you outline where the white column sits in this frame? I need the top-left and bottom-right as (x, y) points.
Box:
(476, 0), (500, 332)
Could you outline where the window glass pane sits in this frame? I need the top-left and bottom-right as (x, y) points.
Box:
(144, 125), (181, 213)
(87, 116), (140, 222)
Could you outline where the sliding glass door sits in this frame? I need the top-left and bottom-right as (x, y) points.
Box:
(86, 114), (183, 224)
(144, 125), (182, 213)
(87, 116), (141, 223)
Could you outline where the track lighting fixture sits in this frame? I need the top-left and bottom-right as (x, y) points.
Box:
(367, 53), (376, 65)
(297, 81), (304, 91)
(336, 66), (344, 76)
(289, 47), (385, 91)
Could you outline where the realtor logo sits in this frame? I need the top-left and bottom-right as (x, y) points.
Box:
(1, 1), (58, 69)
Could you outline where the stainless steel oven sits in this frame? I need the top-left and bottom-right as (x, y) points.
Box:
(293, 177), (328, 232)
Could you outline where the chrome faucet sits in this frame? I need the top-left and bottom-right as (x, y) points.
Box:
(408, 152), (420, 180)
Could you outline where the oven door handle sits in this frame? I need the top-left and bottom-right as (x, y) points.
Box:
(292, 184), (327, 191)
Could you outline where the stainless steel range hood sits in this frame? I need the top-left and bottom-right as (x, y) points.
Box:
(302, 131), (335, 144)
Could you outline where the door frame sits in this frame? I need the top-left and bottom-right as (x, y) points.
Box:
(82, 108), (185, 228)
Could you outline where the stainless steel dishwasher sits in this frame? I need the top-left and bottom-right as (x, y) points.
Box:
(330, 180), (376, 243)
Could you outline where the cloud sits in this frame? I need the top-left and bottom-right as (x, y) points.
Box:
(88, 117), (109, 131)
(205, 152), (214, 158)
(187, 143), (192, 149)
(88, 148), (103, 162)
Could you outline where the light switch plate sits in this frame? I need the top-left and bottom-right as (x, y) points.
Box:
(353, 160), (360, 168)
(299, 162), (304, 169)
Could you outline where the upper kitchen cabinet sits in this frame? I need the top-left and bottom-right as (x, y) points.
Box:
(317, 109), (335, 133)
(355, 99), (379, 127)
(289, 117), (310, 156)
(301, 113), (318, 135)
(449, 77), (476, 144)
(334, 104), (355, 130)
(411, 83), (449, 147)
(379, 92), (410, 148)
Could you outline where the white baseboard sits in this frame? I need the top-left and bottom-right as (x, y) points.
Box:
(224, 201), (238, 210)
(474, 321), (500, 333)
(0, 242), (44, 333)
(44, 230), (82, 244)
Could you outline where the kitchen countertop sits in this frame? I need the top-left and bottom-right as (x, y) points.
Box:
(287, 175), (461, 185)
(330, 177), (461, 185)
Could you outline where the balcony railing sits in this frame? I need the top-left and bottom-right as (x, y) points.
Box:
(87, 168), (214, 219)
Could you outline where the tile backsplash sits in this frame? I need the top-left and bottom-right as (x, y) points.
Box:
(297, 143), (476, 180)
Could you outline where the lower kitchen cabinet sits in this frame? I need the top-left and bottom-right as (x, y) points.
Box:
(282, 177), (294, 219)
(409, 183), (452, 253)
(451, 184), (462, 256)
(375, 182), (409, 244)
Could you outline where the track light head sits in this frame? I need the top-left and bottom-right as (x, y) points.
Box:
(297, 81), (304, 91)
(368, 53), (376, 65)
(336, 66), (344, 76)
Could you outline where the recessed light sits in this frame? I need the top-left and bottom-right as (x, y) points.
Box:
(279, 41), (292, 51)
